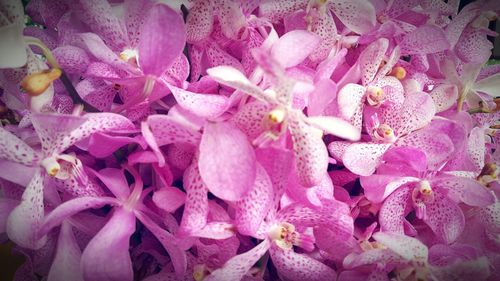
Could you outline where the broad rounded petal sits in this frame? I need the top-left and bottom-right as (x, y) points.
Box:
(135, 211), (187, 278)
(373, 232), (428, 261)
(52, 45), (90, 74)
(387, 91), (436, 137)
(6, 170), (46, 249)
(289, 117), (329, 187)
(199, 122), (256, 201)
(432, 176), (494, 207)
(230, 101), (270, 140)
(337, 83), (365, 129)
(39, 196), (118, 238)
(308, 79), (338, 116)
(205, 240), (270, 281)
(75, 78), (116, 112)
(81, 208), (135, 281)
(0, 23), (27, 68)
(343, 143), (392, 176)
(358, 38), (389, 85)
(186, 0), (214, 43)
(138, 4), (186, 76)
(306, 116), (361, 141)
(0, 127), (39, 166)
(379, 185), (412, 234)
(146, 114), (201, 146)
(79, 33), (129, 69)
(399, 25), (450, 55)
(166, 83), (229, 119)
(153, 186), (186, 213)
(206, 66), (275, 104)
(47, 222), (84, 281)
(271, 30), (320, 68)
(423, 191), (465, 244)
(361, 175), (418, 203)
(330, 0), (376, 34)
(429, 84), (458, 113)
(235, 164), (273, 236)
(270, 246), (337, 281)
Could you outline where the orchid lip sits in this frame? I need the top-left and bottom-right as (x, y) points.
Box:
(268, 222), (315, 251)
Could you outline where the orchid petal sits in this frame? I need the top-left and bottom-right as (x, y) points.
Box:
(0, 126), (39, 166)
(271, 30), (320, 68)
(47, 222), (84, 281)
(423, 190), (465, 244)
(0, 23), (27, 68)
(306, 116), (361, 141)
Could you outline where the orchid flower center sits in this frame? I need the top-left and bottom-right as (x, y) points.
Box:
(268, 222), (315, 251)
(20, 68), (61, 96)
(193, 264), (209, 281)
(397, 262), (430, 281)
(411, 180), (435, 220)
(478, 163), (498, 186)
(40, 154), (82, 180)
(366, 86), (385, 107)
(373, 124), (396, 143)
(119, 49), (139, 67)
(390, 66), (407, 80)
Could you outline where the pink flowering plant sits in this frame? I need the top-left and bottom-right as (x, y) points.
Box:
(0, 0), (499, 280)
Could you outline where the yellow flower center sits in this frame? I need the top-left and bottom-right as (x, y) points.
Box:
(20, 68), (62, 96)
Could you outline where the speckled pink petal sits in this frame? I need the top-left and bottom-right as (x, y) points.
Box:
(199, 121), (256, 201)
(373, 231), (428, 261)
(6, 170), (46, 249)
(47, 222), (84, 281)
(0, 127), (39, 166)
(431, 176), (494, 207)
(456, 28), (493, 64)
(146, 115), (201, 146)
(52, 46), (90, 74)
(270, 246), (337, 281)
(399, 25), (450, 55)
(337, 83), (365, 130)
(186, 0), (213, 43)
(309, 10), (338, 62)
(75, 78), (116, 112)
(81, 208), (135, 281)
(288, 116), (329, 187)
(178, 162), (209, 236)
(205, 41), (245, 72)
(343, 249), (400, 269)
(235, 164), (273, 237)
(138, 4), (186, 76)
(271, 30), (320, 68)
(166, 83), (229, 119)
(73, 0), (128, 51)
(343, 143), (392, 176)
(358, 38), (389, 86)
(259, 0), (307, 23)
(204, 239), (270, 281)
(230, 101), (270, 140)
(387, 91), (436, 137)
(123, 0), (153, 48)
(429, 84), (458, 112)
(330, 0), (377, 34)
(379, 185), (412, 234)
(217, 0), (247, 40)
(423, 190), (465, 244)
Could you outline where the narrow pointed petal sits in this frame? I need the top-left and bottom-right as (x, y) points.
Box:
(81, 208), (135, 281)
(423, 190), (465, 244)
(199, 122), (256, 201)
(0, 127), (39, 166)
(6, 170), (46, 249)
(270, 247), (337, 281)
(289, 117), (329, 187)
(47, 222), (84, 281)
(235, 164), (273, 236)
(306, 116), (361, 141)
(178, 162), (208, 235)
(138, 4), (186, 76)
(271, 30), (320, 68)
(205, 240), (270, 281)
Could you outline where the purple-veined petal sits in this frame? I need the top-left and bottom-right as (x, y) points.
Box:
(0, 126), (39, 166)
(204, 239), (270, 281)
(138, 4), (186, 76)
(271, 30), (320, 68)
(47, 222), (84, 281)
(288, 116), (329, 187)
(235, 164), (273, 237)
(206, 66), (276, 104)
(373, 231), (428, 261)
(81, 208), (135, 281)
(6, 170), (46, 249)
(199, 121), (256, 201)
(270, 246), (337, 281)
(423, 190), (465, 244)
(39, 196), (118, 238)
(166, 83), (229, 119)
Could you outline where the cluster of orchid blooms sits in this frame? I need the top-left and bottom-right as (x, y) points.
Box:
(0, 0), (500, 280)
